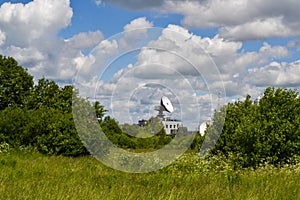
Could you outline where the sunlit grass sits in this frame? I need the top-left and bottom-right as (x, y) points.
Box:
(0, 150), (299, 200)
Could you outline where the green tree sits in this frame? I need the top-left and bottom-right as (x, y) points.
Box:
(25, 78), (75, 113)
(100, 116), (123, 144)
(94, 101), (107, 121)
(207, 87), (300, 167)
(0, 106), (88, 156)
(26, 78), (59, 109)
(0, 55), (33, 109)
(257, 87), (300, 165)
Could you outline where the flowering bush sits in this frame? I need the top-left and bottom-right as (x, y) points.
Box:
(0, 142), (10, 153)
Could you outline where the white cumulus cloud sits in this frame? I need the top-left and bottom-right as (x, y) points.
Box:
(163, 0), (300, 40)
(0, 0), (73, 46)
(249, 60), (300, 87)
(0, 0), (105, 83)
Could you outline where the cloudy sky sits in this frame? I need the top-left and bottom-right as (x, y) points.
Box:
(0, 0), (300, 129)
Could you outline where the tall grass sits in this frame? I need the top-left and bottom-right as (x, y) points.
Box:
(0, 150), (299, 200)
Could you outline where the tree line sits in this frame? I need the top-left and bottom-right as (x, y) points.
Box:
(0, 55), (174, 156)
(1, 55), (299, 168)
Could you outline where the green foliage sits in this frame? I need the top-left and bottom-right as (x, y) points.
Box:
(100, 116), (171, 149)
(0, 142), (10, 153)
(0, 54), (175, 156)
(2, 54), (300, 166)
(94, 101), (107, 121)
(0, 55), (34, 109)
(0, 55), (97, 156)
(190, 132), (204, 150)
(35, 109), (88, 156)
(25, 78), (73, 113)
(0, 107), (88, 156)
(208, 87), (300, 168)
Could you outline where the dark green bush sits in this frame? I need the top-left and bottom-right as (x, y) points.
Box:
(207, 87), (300, 167)
(0, 107), (88, 156)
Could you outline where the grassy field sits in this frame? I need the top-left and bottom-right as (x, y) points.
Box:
(0, 150), (299, 200)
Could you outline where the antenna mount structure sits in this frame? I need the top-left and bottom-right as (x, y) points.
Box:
(155, 96), (174, 119)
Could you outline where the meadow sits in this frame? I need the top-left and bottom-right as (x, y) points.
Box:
(1, 149), (299, 200)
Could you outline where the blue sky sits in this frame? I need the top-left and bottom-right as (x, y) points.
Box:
(0, 0), (300, 128)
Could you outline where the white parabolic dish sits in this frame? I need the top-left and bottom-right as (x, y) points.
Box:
(199, 122), (208, 136)
(161, 96), (174, 113)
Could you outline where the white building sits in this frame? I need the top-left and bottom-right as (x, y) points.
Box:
(161, 118), (183, 135)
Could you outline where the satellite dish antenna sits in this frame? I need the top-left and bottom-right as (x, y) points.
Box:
(161, 96), (174, 113)
(199, 122), (208, 136)
(155, 96), (174, 118)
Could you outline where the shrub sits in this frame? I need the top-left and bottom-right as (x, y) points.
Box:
(207, 87), (300, 168)
(0, 107), (88, 156)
